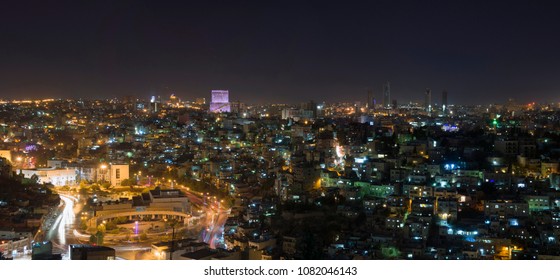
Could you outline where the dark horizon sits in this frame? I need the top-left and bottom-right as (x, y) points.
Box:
(1, 1), (560, 105)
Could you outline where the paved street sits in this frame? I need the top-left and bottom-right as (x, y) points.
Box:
(33, 188), (229, 260)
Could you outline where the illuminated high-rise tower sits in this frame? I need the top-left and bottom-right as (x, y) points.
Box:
(442, 90), (448, 113)
(383, 81), (391, 108)
(209, 90), (231, 113)
(425, 88), (432, 113)
(150, 95), (161, 113)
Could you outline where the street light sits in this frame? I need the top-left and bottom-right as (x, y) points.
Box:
(35, 229), (42, 242)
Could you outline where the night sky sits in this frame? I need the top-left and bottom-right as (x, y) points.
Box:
(1, 1), (560, 104)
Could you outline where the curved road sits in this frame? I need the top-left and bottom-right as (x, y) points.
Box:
(44, 195), (81, 259)
(179, 186), (230, 249)
(45, 188), (229, 259)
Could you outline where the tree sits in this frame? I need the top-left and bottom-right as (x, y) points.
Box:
(139, 232), (148, 241)
(30, 174), (39, 184)
(105, 220), (117, 231)
(89, 232), (104, 245)
(97, 223), (106, 233)
(79, 180), (89, 188)
(381, 246), (401, 259)
(80, 221), (88, 231)
(95, 231), (104, 245)
(120, 178), (135, 186)
(114, 216), (128, 224)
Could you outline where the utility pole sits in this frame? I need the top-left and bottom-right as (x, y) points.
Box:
(170, 225), (175, 260)
(166, 218), (178, 260)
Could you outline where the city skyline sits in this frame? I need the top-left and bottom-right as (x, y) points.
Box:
(2, 95), (560, 261)
(1, 1), (560, 104)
